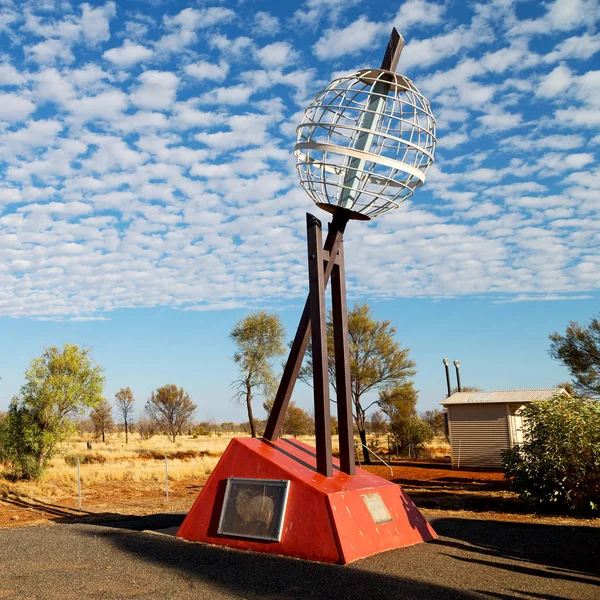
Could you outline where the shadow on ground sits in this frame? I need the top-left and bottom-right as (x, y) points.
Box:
(1, 494), (138, 525)
(432, 517), (600, 580)
(82, 512), (600, 599)
(85, 518), (481, 600)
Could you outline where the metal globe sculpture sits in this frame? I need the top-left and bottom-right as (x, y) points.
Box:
(295, 65), (436, 220)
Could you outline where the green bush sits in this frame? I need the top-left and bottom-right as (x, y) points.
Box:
(0, 400), (45, 480)
(64, 453), (106, 467)
(502, 396), (600, 512)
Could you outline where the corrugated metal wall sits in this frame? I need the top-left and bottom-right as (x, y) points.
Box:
(448, 403), (510, 469)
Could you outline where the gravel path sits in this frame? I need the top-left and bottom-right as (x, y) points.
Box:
(0, 513), (598, 599)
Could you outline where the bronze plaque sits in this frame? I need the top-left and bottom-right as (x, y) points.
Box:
(217, 478), (290, 542)
(362, 492), (393, 524)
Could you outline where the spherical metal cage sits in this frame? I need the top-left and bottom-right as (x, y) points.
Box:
(294, 69), (436, 220)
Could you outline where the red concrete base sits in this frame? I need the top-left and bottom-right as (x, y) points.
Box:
(177, 437), (436, 564)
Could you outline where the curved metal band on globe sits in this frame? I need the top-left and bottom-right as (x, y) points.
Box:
(295, 142), (428, 184)
(295, 123), (436, 165)
(294, 141), (428, 219)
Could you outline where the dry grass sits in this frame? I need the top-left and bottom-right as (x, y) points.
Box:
(0, 433), (340, 499)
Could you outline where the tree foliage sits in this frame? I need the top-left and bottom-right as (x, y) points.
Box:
(0, 344), (104, 479)
(421, 408), (446, 437)
(282, 406), (313, 438)
(367, 410), (388, 439)
(230, 311), (286, 438)
(451, 386), (482, 394)
(90, 399), (114, 442)
(145, 384), (196, 442)
(114, 387), (135, 443)
(379, 382), (432, 456)
(502, 396), (600, 512)
(549, 316), (600, 397)
(301, 302), (416, 462)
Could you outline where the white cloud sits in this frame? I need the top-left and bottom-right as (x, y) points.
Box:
(393, 0), (446, 29)
(184, 60), (229, 82)
(537, 64), (573, 97)
(26, 38), (75, 64)
(477, 111), (523, 132)
(544, 33), (600, 62)
(0, 0), (599, 321)
(0, 93), (36, 120)
(80, 2), (116, 45)
(511, 0), (600, 36)
(103, 39), (153, 67)
(69, 90), (128, 121)
(130, 70), (179, 110)
(253, 12), (279, 36)
(0, 62), (24, 85)
(199, 84), (254, 106)
(313, 16), (385, 60)
(155, 7), (235, 54)
(255, 42), (299, 69)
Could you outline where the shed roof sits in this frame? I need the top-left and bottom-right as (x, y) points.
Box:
(440, 388), (566, 406)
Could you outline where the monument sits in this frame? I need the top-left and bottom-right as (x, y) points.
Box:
(178, 28), (438, 564)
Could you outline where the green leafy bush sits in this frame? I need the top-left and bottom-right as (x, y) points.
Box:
(502, 396), (600, 512)
(0, 400), (46, 480)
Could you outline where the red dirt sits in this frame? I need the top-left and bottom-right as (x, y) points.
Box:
(1, 460), (596, 529)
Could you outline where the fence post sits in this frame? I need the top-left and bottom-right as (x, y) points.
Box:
(457, 440), (461, 469)
(77, 456), (81, 510)
(165, 455), (169, 502)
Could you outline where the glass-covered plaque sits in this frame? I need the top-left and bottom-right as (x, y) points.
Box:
(217, 478), (290, 542)
(362, 493), (393, 525)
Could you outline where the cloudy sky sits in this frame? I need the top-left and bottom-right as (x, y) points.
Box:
(0, 0), (598, 420)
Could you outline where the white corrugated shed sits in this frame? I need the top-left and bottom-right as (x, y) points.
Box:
(441, 388), (565, 406)
(441, 388), (567, 468)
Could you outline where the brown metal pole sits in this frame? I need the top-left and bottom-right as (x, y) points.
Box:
(263, 212), (349, 442)
(307, 214), (333, 477)
(330, 233), (355, 475)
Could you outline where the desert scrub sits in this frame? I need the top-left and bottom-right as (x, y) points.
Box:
(503, 396), (600, 512)
(64, 453), (107, 467)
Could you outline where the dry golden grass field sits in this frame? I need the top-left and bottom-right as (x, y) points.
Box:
(3, 434), (593, 530)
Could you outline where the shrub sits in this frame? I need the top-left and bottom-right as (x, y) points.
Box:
(502, 396), (600, 512)
(390, 416), (433, 458)
(64, 453), (107, 467)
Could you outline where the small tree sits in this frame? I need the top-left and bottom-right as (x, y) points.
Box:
(555, 382), (575, 396)
(230, 311), (286, 438)
(391, 417), (433, 459)
(137, 416), (157, 440)
(451, 386), (482, 394)
(301, 302), (416, 463)
(90, 399), (114, 442)
(367, 410), (388, 446)
(421, 409), (446, 437)
(145, 384), (196, 442)
(502, 396), (600, 512)
(379, 382), (423, 456)
(0, 399), (45, 479)
(0, 344), (104, 478)
(282, 406), (313, 438)
(549, 315), (600, 397)
(114, 387), (135, 443)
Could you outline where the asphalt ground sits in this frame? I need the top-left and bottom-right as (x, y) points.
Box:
(0, 513), (598, 600)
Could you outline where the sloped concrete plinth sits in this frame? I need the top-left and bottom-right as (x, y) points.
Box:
(177, 437), (436, 564)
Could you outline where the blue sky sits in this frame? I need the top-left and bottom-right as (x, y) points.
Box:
(0, 0), (598, 421)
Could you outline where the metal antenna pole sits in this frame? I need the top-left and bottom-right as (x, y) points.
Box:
(339, 28), (405, 209)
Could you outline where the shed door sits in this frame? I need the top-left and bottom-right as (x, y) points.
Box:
(449, 404), (510, 469)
